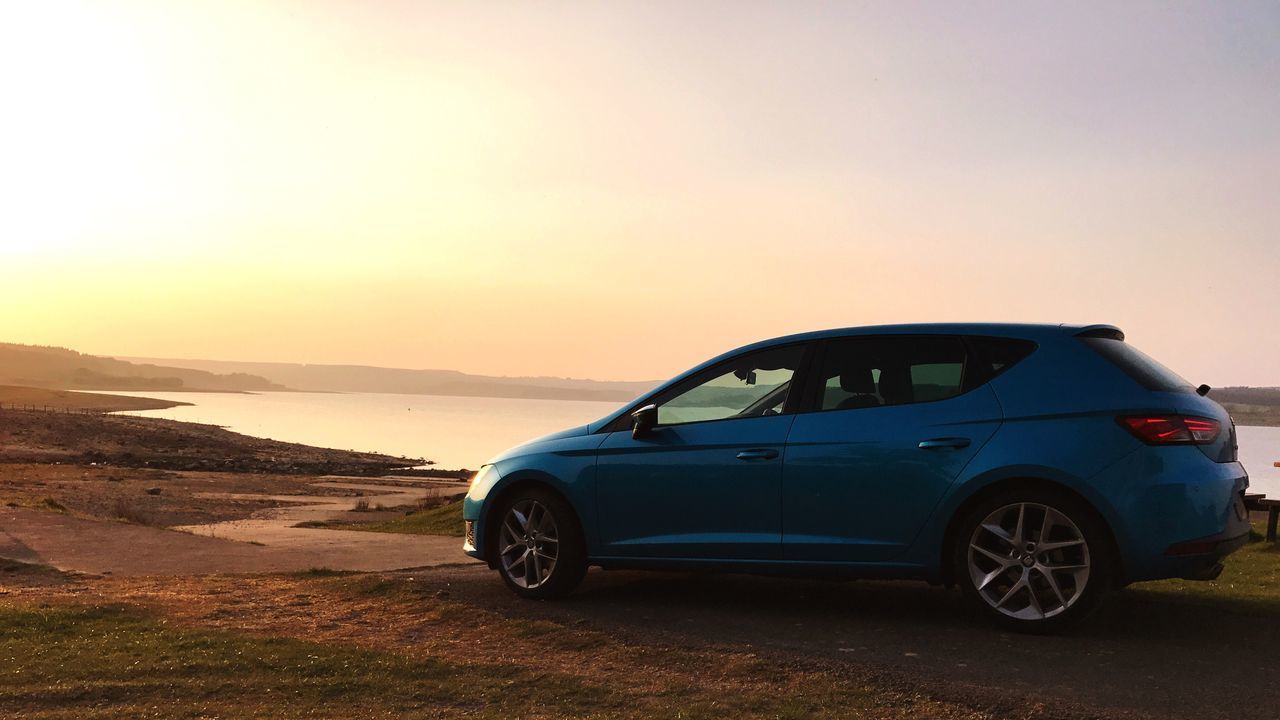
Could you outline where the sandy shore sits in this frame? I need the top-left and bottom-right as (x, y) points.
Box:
(0, 384), (191, 412)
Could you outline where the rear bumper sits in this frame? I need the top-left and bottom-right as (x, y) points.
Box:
(1165, 526), (1250, 581)
(1092, 448), (1250, 583)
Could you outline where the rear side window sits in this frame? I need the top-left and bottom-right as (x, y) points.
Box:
(1079, 337), (1193, 392)
(818, 336), (967, 410)
(966, 336), (1037, 379)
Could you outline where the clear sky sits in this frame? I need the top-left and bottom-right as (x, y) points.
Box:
(1, 1), (1277, 384)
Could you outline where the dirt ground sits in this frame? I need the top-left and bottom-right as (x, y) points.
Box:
(4, 562), (1274, 720)
(0, 408), (1272, 720)
(0, 504), (470, 574)
(0, 463), (472, 575)
(0, 462), (362, 526)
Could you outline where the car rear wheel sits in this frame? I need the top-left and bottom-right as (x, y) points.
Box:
(953, 487), (1112, 632)
(493, 488), (586, 599)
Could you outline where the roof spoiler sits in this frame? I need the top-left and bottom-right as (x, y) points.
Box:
(1073, 324), (1125, 341)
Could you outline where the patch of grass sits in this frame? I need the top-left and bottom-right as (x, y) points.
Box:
(272, 575), (940, 719)
(349, 576), (427, 601)
(342, 500), (464, 537)
(0, 602), (611, 719)
(2, 496), (71, 514)
(507, 618), (600, 651)
(1, 572), (1005, 719)
(1134, 526), (1280, 614)
(286, 567), (356, 578)
(352, 499), (370, 512)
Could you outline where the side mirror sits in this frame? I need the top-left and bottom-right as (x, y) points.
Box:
(631, 404), (658, 439)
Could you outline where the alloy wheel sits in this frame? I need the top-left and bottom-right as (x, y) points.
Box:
(498, 499), (559, 589)
(967, 502), (1091, 621)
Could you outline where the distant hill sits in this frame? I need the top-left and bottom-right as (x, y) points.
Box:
(1209, 387), (1280, 406)
(1209, 386), (1280, 428)
(117, 356), (659, 403)
(0, 343), (285, 392)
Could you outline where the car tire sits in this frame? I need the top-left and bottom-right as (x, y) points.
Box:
(492, 487), (587, 599)
(952, 486), (1113, 633)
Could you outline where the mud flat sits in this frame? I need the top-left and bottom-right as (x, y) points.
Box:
(0, 408), (418, 476)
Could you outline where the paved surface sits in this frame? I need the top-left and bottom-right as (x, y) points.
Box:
(173, 477), (459, 546)
(0, 477), (479, 575)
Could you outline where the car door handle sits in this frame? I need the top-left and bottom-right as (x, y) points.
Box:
(735, 449), (779, 461)
(917, 437), (971, 450)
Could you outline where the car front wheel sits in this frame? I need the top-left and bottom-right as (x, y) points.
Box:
(493, 488), (586, 599)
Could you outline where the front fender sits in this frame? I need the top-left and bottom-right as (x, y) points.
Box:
(463, 438), (604, 562)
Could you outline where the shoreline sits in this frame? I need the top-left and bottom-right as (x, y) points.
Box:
(0, 407), (423, 477)
(0, 385), (192, 412)
(1219, 402), (1280, 429)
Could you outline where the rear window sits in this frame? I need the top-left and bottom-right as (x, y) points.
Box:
(1079, 337), (1194, 392)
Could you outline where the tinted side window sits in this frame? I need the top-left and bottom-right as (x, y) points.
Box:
(966, 336), (1037, 379)
(656, 345), (807, 426)
(1079, 337), (1193, 393)
(819, 336), (967, 410)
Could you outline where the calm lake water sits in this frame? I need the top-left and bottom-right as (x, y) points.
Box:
(107, 391), (623, 470)
(103, 391), (1280, 495)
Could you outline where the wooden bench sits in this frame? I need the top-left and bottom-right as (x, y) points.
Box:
(1244, 494), (1280, 542)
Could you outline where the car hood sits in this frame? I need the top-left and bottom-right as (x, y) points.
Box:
(526, 423), (591, 444)
(486, 423), (593, 464)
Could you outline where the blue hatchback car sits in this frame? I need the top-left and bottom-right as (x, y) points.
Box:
(463, 323), (1249, 630)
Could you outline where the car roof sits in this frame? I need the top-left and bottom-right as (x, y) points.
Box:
(737, 322), (1118, 352)
(588, 322), (1121, 432)
(685, 323), (1120, 385)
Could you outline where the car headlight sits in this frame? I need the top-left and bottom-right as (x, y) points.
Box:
(467, 464), (500, 501)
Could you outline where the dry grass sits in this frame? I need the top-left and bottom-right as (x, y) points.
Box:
(358, 500), (464, 537)
(1136, 524), (1280, 613)
(0, 574), (994, 720)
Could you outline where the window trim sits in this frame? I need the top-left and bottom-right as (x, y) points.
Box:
(598, 341), (816, 433)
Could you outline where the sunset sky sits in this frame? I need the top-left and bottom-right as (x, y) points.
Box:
(1, 1), (1277, 384)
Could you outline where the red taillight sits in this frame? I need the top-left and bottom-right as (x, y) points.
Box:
(1119, 415), (1221, 445)
(1182, 417), (1221, 443)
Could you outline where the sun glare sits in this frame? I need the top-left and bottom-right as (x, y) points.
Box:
(1, 2), (181, 253)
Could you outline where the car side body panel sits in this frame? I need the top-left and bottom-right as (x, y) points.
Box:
(464, 322), (1249, 589)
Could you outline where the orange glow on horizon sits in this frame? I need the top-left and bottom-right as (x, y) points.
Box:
(1, 1), (1277, 384)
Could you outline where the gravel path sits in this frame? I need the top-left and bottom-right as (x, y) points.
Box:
(0, 477), (478, 575)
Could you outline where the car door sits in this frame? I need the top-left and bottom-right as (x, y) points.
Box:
(595, 343), (812, 560)
(782, 336), (1002, 562)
